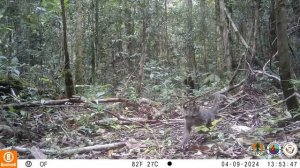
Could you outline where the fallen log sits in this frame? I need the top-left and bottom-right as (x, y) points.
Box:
(3, 142), (127, 155)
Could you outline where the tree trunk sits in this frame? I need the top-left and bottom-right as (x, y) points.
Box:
(75, 0), (84, 90)
(117, 0), (123, 60)
(226, 0), (234, 70)
(290, 0), (300, 78)
(200, 0), (208, 70)
(269, 0), (277, 65)
(60, 0), (75, 98)
(220, 0), (231, 73)
(186, 0), (197, 75)
(124, 0), (134, 72)
(276, 0), (299, 119)
(137, 0), (149, 96)
(251, 0), (259, 65)
(163, 0), (172, 64)
(154, 0), (161, 60)
(164, 0), (170, 64)
(91, 0), (99, 84)
(215, 0), (222, 75)
(90, 4), (95, 84)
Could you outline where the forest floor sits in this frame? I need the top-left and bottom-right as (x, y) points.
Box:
(1, 85), (300, 159)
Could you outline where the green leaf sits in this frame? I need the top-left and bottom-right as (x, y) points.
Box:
(8, 105), (15, 113)
(204, 74), (220, 84)
(211, 118), (222, 126)
(195, 125), (210, 132)
(111, 124), (121, 130)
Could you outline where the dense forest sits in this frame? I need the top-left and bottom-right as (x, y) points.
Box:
(0, 0), (300, 159)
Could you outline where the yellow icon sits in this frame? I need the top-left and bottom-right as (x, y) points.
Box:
(250, 142), (265, 156)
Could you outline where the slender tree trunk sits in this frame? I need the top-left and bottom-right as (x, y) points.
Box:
(200, 0), (208, 69)
(75, 0), (84, 89)
(269, 0), (277, 64)
(215, 0), (222, 75)
(113, 0), (123, 87)
(164, 0), (170, 64)
(276, 0), (299, 119)
(137, 0), (149, 96)
(99, 2), (106, 83)
(124, 0), (134, 72)
(220, 0), (231, 73)
(256, 0), (265, 61)
(89, 2), (95, 84)
(154, 0), (161, 60)
(251, 0), (259, 65)
(290, 0), (300, 78)
(90, 30), (95, 83)
(227, 0), (234, 70)
(117, 0), (123, 59)
(291, 0), (300, 33)
(186, 0), (197, 75)
(91, 0), (99, 84)
(60, 0), (75, 98)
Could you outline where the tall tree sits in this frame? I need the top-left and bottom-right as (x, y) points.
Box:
(137, 0), (149, 96)
(200, 0), (208, 69)
(269, 0), (277, 61)
(91, 0), (99, 84)
(251, 0), (259, 65)
(215, 0), (222, 75)
(75, 0), (84, 88)
(276, 0), (299, 119)
(60, 0), (75, 98)
(164, 0), (170, 63)
(124, 0), (134, 72)
(186, 0), (197, 75)
(219, 0), (231, 73)
(290, 0), (300, 77)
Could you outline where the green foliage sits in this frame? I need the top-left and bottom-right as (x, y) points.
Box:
(23, 65), (60, 94)
(291, 79), (300, 90)
(203, 73), (221, 85)
(194, 118), (221, 133)
(290, 108), (300, 119)
(83, 84), (113, 99)
(125, 86), (139, 100)
(142, 60), (183, 103)
(7, 105), (15, 113)
(0, 56), (20, 79)
(195, 125), (210, 132)
(41, 0), (70, 13)
(255, 125), (284, 136)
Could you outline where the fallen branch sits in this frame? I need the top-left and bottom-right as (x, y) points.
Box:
(219, 79), (246, 94)
(99, 109), (160, 126)
(3, 142), (127, 155)
(0, 97), (130, 110)
(219, 94), (246, 112)
(253, 51), (280, 81)
(0, 97), (85, 109)
(295, 93), (300, 99)
(223, 7), (249, 50)
(92, 98), (128, 104)
(223, 5), (263, 68)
